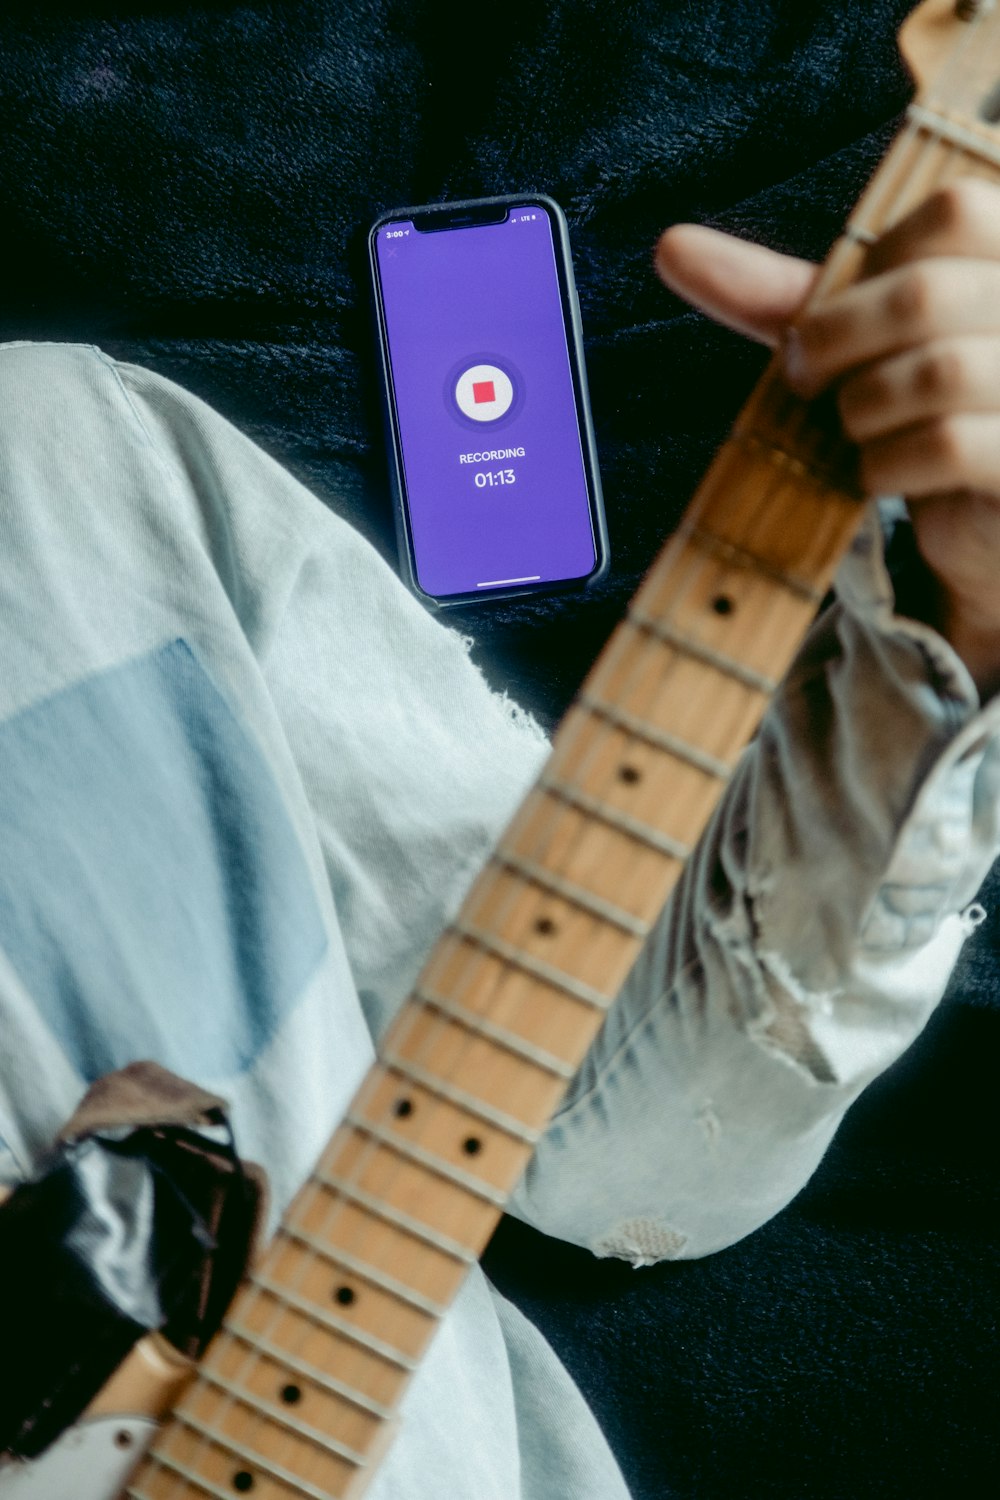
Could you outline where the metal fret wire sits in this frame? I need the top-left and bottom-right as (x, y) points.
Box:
(151, 116), (913, 1500)
(307, 40), (1000, 1466)
(149, 457), (793, 1500)
(151, 393), (796, 1495)
(153, 141), (882, 1500)
(146, 32), (993, 1493)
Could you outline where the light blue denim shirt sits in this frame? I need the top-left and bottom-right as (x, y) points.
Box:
(0, 341), (997, 1499)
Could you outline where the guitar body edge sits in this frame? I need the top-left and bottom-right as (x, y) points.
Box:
(0, 1335), (193, 1500)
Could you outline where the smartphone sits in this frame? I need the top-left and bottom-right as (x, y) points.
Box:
(368, 194), (609, 606)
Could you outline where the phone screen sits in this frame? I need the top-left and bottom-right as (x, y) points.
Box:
(374, 204), (598, 599)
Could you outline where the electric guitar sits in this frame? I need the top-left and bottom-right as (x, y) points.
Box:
(3, 2), (998, 1495)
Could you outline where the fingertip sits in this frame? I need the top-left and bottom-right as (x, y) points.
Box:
(652, 223), (819, 346)
(653, 223), (725, 287)
(652, 224), (683, 284)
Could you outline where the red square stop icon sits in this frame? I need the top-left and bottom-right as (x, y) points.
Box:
(472, 380), (496, 404)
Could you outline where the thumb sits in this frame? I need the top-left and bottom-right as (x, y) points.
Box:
(654, 224), (819, 348)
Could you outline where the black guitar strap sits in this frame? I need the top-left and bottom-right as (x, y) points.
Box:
(0, 1060), (266, 1462)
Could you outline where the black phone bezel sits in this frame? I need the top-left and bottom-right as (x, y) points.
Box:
(367, 193), (609, 608)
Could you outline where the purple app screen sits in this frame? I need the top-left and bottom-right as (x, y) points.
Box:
(376, 206), (597, 597)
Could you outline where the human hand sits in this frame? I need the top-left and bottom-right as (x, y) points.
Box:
(654, 183), (1000, 698)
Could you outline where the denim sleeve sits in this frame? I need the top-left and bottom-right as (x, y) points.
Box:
(509, 502), (1000, 1262)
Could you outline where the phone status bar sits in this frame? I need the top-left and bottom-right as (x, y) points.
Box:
(381, 212), (541, 240)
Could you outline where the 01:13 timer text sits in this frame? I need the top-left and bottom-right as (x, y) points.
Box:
(474, 468), (516, 489)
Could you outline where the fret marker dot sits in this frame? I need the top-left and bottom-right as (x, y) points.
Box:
(712, 594), (735, 616)
(335, 1284), (356, 1306)
(462, 1136), (483, 1156)
(534, 916), (557, 936)
(393, 1097), (415, 1118)
(281, 1383), (302, 1405)
(233, 1473), (254, 1493)
(618, 765), (642, 785)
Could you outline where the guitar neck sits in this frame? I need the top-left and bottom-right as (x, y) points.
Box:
(126, 10), (1000, 1499)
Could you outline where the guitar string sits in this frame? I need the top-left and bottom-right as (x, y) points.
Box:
(144, 428), (791, 1500)
(153, 20), (1000, 1482)
(304, 67), (982, 1362)
(167, 441), (851, 1476)
(223, 108), (963, 1470)
(142, 74), (986, 1497)
(144, 108), (917, 1500)
(144, 102), (934, 1500)
(137, 562), (698, 1499)
(212, 305), (864, 1477)
(154, 525), (740, 1496)
(149, 184), (873, 1500)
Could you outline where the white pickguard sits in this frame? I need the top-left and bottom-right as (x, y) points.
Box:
(0, 1332), (192, 1500)
(0, 1417), (155, 1500)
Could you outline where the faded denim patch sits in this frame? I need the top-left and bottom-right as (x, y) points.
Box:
(0, 641), (327, 1081)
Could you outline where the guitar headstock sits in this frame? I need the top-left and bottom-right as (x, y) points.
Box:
(901, 0), (1000, 108)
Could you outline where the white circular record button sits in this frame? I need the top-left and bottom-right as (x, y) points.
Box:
(453, 362), (515, 422)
